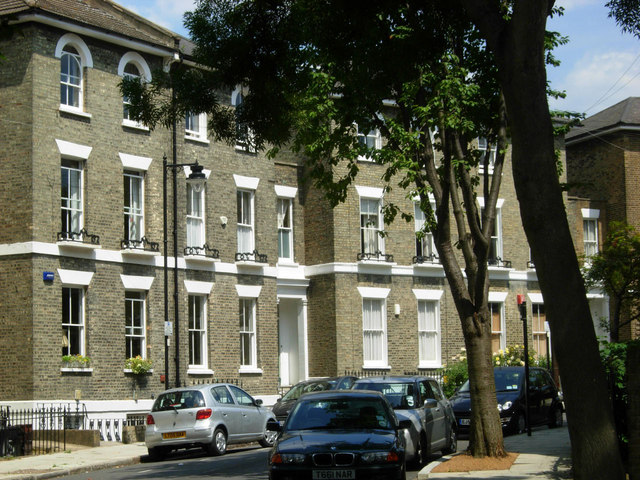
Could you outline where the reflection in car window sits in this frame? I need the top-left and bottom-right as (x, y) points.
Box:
(153, 390), (204, 411)
(212, 386), (235, 404)
(287, 399), (392, 431)
(428, 380), (444, 401)
(355, 382), (417, 409)
(281, 381), (333, 401)
(458, 370), (523, 393)
(230, 385), (254, 406)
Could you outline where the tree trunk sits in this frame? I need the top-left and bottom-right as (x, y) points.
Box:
(472, 2), (626, 478)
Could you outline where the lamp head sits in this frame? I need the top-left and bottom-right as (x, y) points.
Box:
(187, 164), (206, 192)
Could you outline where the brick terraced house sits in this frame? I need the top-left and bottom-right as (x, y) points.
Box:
(0, 0), (570, 425)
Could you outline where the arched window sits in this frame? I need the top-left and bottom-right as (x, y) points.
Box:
(232, 86), (254, 151)
(122, 63), (140, 121)
(118, 52), (151, 129)
(60, 45), (81, 108)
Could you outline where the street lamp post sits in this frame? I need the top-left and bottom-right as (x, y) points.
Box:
(163, 154), (206, 388)
(517, 294), (532, 437)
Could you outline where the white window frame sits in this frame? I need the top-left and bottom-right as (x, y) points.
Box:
(62, 287), (85, 357)
(356, 124), (382, 161)
(118, 52), (151, 129)
(61, 159), (83, 238)
(478, 198), (504, 265)
(489, 292), (508, 353)
(478, 137), (497, 175)
(239, 298), (257, 369)
(232, 86), (255, 151)
(531, 302), (548, 358)
(358, 287), (390, 369)
(277, 197), (294, 262)
(582, 209), (600, 259)
(55, 34), (92, 117)
(237, 189), (255, 254)
(413, 289), (443, 368)
(188, 295), (208, 369)
(185, 112), (209, 143)
(125, 291), (146, 359)
(187, 183), (205, 248)
(414, 200), (437, 260)
(357, 187), (384, 256)
(124, 170), (144, 243)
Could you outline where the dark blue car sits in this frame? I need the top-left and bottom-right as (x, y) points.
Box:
(449, 366), (563, 435)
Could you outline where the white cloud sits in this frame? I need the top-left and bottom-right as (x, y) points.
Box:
(550, 50), (640, 114)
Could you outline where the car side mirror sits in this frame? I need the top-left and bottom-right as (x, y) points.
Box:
(255, 398), (264, 406)
(267, 420), (282, 432)
(424, 398), (438, 409)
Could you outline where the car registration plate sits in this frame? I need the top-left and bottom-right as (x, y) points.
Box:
(459, 418), (471, 426)
(162, 431), (186, 439)
(312, 470), (355, 479)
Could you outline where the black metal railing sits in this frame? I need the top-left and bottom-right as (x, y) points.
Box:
(344, 369), (445, 385)
(184, 244), (220, 259)
(488, 257), (512, 268)
(57, 228), (100, 245)
(412, 253), (440, 264)
(120, 236), (159, 252)
(0, 405), (83, 457)
(357, 251), (394, 263)
(189, 378), (243, 387)
(235, 250), (268, 263)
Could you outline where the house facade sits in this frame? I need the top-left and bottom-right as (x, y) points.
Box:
(0, 0), (556, 420)
(566, 97), (640, 342)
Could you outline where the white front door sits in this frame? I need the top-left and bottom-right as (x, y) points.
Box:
(279, 299), (302, 386)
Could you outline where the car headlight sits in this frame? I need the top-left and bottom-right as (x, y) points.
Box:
(361, 451), (400, 463)
(271, 453), (306, 465)
(497, 401), (513, 412)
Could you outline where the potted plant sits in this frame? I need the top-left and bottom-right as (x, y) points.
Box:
(125, 355), (152, 374)
(61, 354), (91, 369)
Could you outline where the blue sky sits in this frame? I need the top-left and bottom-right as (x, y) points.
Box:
(119, 0), (639, 118)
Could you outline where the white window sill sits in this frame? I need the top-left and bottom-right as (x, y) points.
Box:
(121, 248), (160, 257)
(418, 363), (443, 370)
(235, 260), (266, 269)
(57, 241), (101, 250)
(185, 134), (210, 145)
(185, 255), (220, 264)
(362, 365), (392, 370)
(61, 367), (93, 373)
(188, 367), (214, 375)
(122, 119), (149, 131)
(239, 366), (263, 375)
(124, 368), (154, 374)
(276, 260), (299, 267)
(59, 105), (92, 119)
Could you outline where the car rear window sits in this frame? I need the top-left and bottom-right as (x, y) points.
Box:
(152, 390), (205, 411)
(354, 382), (417, 409)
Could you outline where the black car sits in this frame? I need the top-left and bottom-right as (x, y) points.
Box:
(449, 366), (564, 435)
(267, 390), (410, 480)
(271, 376), (357, 424)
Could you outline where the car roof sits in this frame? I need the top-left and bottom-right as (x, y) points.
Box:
(354, 375), (436, 383)
(298, 389), (386, 402)
(155, 383), (238, 394)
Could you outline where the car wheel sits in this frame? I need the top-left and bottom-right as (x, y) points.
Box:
(510, 413), (526, 435)
(410, 435), (428, 468)
(206, 428), (227, 456)
(549, 406), (563, 428)
(147, 446), (165, 461)
(259, 428), (278, 447)
(442, 426), (457, 455)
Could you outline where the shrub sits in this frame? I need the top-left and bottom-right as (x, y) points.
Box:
(125, 356), (152, 375)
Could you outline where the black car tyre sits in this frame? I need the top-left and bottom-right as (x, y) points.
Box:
(410, 435), (428, 468)
(510, 412), (526, 435)
(147, 446), (166, 461)
(206, 428), (227, 456)
(549, 406), (563, 428)
(442, 426), (457, 455)
(259, 428), (278, 447)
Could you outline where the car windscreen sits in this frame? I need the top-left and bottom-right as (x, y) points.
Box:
(287, 398), (393, 431)
(353, 382), (417, 409)
(152, 390), (205, 411)
(457, 370), (523, 393)
(281, 381), (335, 402)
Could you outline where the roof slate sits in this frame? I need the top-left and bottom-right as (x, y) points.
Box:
(0, 0), (183, 50)
(566, 97), (640, 141)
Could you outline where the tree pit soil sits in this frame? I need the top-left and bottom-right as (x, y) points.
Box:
(431, 452), (519, 472)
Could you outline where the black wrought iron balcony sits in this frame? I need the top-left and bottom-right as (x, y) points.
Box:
(184, 244), (220, 259)
(57, 228), (100, 245)
(235, 250), (268, 263)
(488, 257), (512, 268)
(357, 251), (394, 263)
(413, 253), (440, 264)
(120, 236), (159, 253)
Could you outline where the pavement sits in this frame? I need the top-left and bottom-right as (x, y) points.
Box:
(0, 425), (572, 480)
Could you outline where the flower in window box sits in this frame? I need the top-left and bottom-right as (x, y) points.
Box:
(125, 356), (152, 375)
(62, 354), (91, 368)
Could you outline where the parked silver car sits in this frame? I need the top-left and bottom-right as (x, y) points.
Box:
(353, 376), (457, 467)
(145, 383), (277, 460)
